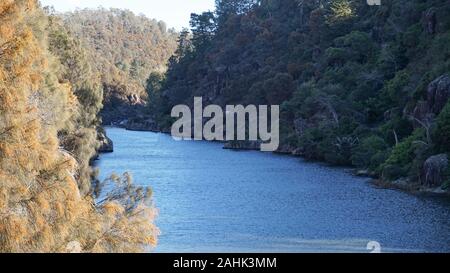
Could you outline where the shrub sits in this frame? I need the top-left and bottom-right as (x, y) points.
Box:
(381, 129), (426, 180)
(433, 102), (450, 153)
(351, 136), (388, 170)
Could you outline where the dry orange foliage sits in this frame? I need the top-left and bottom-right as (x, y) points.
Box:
(0, 0), (159, 253)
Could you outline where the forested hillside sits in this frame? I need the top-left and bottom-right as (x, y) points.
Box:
(61, 8), (178, 124)
(0, 0), (158, 252)
(148, 0), (450, 191)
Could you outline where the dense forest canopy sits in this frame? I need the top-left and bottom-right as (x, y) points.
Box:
(60, 8), (178, 124)
(148, 0), (450, 190)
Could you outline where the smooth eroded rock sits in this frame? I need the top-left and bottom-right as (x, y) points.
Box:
(427, 74), (450, 115)
(421, 154), (448, 187)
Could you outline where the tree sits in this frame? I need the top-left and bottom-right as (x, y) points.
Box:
(169, 29), (193, 65)
(62, 8), (178, 123)
(215, 0), (258, 25)
(190, 12), (217, 50)
(146, 72), (167, 116)
(0, 0), (158, 253)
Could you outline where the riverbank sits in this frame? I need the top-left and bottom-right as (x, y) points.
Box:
(105, 123), (449, 198)
(96, 127), (450, 253)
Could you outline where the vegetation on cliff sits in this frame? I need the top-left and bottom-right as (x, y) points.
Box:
(148, 0), (450, 190)
(61, 8), (178, 124)
(0, 0), (158, 252)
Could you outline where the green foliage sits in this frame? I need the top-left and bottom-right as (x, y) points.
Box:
(352, 136), (389, 170)
(382, 129), (426, 180)
(150, 0), (450, 186)
(62, 8), (178, 123)
(333, 31), (375, 63)
(384, 70), (411, 104)
(433, 102), (450, 153)
(190, 12), (216, 50)
(47, 15), (104, 193)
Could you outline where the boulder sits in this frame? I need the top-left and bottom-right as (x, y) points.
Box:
(421, 154), (448, 187)
(427, 74), (450, 114)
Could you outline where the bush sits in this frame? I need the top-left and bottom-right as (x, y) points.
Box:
(351, 136), (388, 170)
(384, 70), (411, 104)
(433, 102), (450, 153)
(381, 129), (426, 180)
(334, 31), (375, 63)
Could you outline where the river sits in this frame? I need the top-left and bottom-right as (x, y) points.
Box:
(95, 127), (450, 253)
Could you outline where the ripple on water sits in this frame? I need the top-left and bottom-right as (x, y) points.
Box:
(95, 128), (450, 253)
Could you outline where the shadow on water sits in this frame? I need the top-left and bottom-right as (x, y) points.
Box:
(95, 127), (450, 253)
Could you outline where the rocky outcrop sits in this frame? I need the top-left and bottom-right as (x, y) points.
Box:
(274, 144), (303, 156)
(97, 127), (113, 153)
(411, 74), (450, 123)
(427, 74), (450, 114)
(421, 154), (448, 187)
(124, 116), (159, 132)
(100, 84), (147, 125)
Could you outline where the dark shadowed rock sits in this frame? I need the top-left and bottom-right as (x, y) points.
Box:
(412, 100), (430, 123)
(100, 84), (147, 125)
(275, 144), (296, 154)
(223, 140), (261, 150)
(125, 116), (159, 132)
(97, 127), (113, 153)
(427, 74), (450, 114)
(421, 154), (448, 187)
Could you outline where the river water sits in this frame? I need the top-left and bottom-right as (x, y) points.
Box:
(95, 127), (450, 253)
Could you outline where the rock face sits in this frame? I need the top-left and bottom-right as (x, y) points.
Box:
(101, 84), (147, 125)
(421, 154), (448, 187)
(411, 74), (450, 124)
(124, 116), (159, 132)
(412, 100), (430, 123)
(427, 74), (450, 114)
(97, 127), (113, 153)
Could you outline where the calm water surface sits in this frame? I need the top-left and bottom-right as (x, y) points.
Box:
(96, 127), (450, 253)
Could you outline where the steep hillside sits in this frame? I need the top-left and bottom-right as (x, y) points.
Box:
(0, 0), (158, 252)
(62, 8), (178, 124)
(149, 0), (450, 191)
